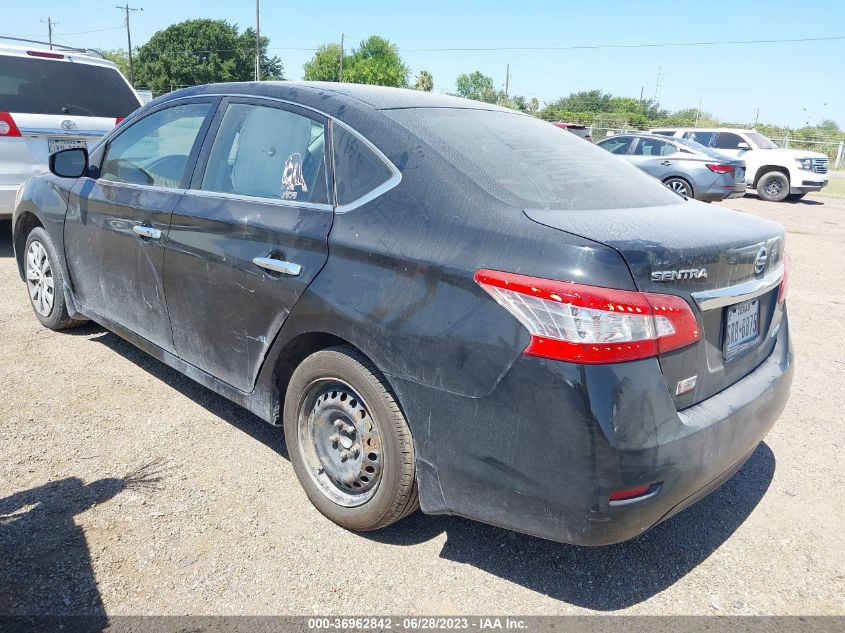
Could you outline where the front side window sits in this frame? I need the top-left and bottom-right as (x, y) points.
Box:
(201, 103), (328, 204)
(100, 103), (210, 187)
(332, 124), (394, 206)
(715, 132), (744, 150)
(598, 136), (634, 155)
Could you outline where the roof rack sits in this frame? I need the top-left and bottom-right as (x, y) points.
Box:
(0, 35), (104, 58)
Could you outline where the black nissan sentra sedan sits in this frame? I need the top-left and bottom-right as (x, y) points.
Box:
(12, 82), (793, 545)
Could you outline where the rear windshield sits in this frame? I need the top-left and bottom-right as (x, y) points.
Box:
(0, 55), (141, 117)
(385, 108), (679, 210)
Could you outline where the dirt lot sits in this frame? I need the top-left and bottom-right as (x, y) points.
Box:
(0, 193), (843, 617)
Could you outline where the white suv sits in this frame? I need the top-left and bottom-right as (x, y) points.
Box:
(0, 44), (143, 218)
(649, 127), (829, 202)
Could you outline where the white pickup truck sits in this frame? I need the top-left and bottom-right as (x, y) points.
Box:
(649, 127), (829, 202)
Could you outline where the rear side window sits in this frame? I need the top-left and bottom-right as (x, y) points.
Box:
(332, 124), (394, 205)
(201, 103), (328, 204)
(633, 138), (675, 156)
(599, 136), (634, 154)
(684, 131), (716, 147)
(385, 108), (679, 210)
(715, 132), (744, 149)
(100, 103), (210, 188)
(0, 54), (140, 117)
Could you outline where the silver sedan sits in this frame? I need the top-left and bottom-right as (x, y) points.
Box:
(597, 133), (746, 202)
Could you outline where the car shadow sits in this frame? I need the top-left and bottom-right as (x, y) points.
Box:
(0, 463), (164, 626)
(1, 220), (13, 257)
(746, 194), (824, 205)
(88, 328), (774, 611)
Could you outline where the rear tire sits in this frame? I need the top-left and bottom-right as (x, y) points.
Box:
(24, 227), (87, 330)
(757, 171), (790, 202)
(663, 177), (694, 199)
(283, 345), (418, 531)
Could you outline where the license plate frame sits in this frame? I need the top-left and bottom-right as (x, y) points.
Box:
(723, 297), (761, 361)
(48, 138), (87, 154)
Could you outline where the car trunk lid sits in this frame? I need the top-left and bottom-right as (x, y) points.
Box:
(524, 201), (787, 408)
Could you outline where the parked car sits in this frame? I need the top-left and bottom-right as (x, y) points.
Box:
(649, 127), (829, 202)
(552, 121), (592, 142)
(0, 43), (142, 218)
(597, 132), (746, 202)
(13, 83), (793, 545)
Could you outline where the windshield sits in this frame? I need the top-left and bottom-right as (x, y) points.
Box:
(385, 108), (679, 210)
(0, 55), (141, 117)
(747, 132), (779, 149)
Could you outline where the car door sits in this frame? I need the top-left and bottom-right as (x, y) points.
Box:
(162, 98), (333, 392)
(627, 137), (676, 178)
(63, 99), (217, 353)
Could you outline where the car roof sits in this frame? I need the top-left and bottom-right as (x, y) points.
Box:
(650, 127), (757, 133)
(169, 81), (513, 112)
(0, 43), (117, 69)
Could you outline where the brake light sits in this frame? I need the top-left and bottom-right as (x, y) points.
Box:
(474, 269), (700, 364)
(706, 164), (735, 174)
(27, 50), (65, 59)
(778, 253), (790, 303)
(0, 112), (21, 137)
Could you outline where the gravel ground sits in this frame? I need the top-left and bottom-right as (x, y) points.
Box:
(0, 194), (843, 617)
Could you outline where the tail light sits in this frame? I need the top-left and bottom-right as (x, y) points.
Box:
(0, 112), (21, 137)
(115, 117), (125, 126)
(706, 164), (735, 174)
(778, 253), (790, 303)
(27, 50), (65, 59)
(474, 269), (700, 364)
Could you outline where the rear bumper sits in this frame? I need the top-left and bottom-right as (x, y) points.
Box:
(697, 178), (747, 202)
(398, 311), (793, 546)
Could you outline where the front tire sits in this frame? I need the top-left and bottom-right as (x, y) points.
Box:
(284, 345), (418, 531)
(24, 227), (86, 330)
(757, 171), (790, 202)
(663, 177), (694, 199)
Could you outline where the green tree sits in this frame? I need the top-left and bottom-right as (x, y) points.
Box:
(101, 49), (131, 79)
(414, 70), (434, 91)
(135, 19), (283, 95)
(529, 97), (539, 113)
(455, 71), (497, 103)
(344, 36), (409, 87)
(302, 43), (342, 81)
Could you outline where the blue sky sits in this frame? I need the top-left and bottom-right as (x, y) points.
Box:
(5, 0), (844, 127)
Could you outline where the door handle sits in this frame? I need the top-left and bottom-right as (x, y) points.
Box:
(660, 160), (673, 166)
(132, 225), (161, 240)
(253, 257), (301, 276)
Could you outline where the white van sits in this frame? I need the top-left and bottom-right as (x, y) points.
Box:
(0, 44), (143, 217)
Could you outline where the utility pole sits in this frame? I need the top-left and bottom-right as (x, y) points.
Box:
(339, 33), (344, 82)
(694, 98), (702, 126)
(639, 86), (644, 105)
(653, 66), (663, 102)
(116, 3), (142, 86)
(41, 17), (57, 50)
(255, 0), (260, 81)
(754, 107), (760, 127)
(504, 63), (510, 98)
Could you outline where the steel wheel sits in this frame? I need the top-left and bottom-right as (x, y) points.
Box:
(665, 178), (691, 197)
(26, 240), (55, 317)
(764, 179), (784, 197)
(297, 379), (384, 507)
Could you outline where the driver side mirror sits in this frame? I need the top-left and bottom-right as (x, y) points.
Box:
(49, 147), (89, 178)
(737, 142), (751, 150)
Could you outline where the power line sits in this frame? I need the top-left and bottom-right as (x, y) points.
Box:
(52, 25), (125, 37)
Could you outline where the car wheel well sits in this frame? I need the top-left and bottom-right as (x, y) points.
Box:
(13, 212), (44, 280)
(274, 332), (367, 421)
(753, 165), (788, 188)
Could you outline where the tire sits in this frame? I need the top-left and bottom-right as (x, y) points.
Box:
(283, 345), (418, 531)
(23, 227), (87, 330)
(663, 177), (694, 199)
(757, 171), (790, 202)
(786, 193), (806, 201)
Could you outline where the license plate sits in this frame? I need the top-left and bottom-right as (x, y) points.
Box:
(724, 298), (760, 361)
(48, 138), (87, 154)
(735, 167), (745, 182)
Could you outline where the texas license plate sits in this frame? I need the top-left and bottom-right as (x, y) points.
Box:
(724, 298), (760, 361)
(735, 167), (745, 182)
(48, 138), (87, 154)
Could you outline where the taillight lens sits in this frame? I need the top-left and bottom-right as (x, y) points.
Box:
(115, 117), (125, 126)
(474, 269), (700, 364)
(0, 112), (22, 137)
(706, 164), (735, 174)
(778, 253), (790, 303)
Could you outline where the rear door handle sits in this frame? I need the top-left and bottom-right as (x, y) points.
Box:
(253, 257), (301, 276)
(132, 225), (161, 240)
(660, 160), (673, 166)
